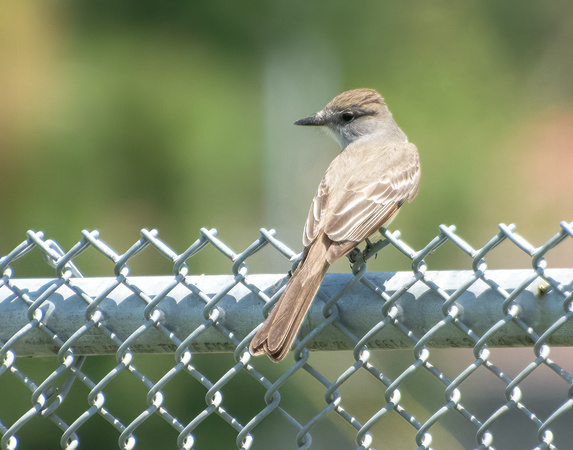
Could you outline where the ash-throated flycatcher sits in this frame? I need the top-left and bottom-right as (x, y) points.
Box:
(250, 88), (421, 362)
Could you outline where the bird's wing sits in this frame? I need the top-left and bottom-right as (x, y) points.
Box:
(325, 146), (420, 243)
(302, 141), (420, 260)
(303, 177), (329, 247)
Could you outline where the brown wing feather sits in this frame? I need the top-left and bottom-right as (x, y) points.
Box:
(326, 161), (419, 242)
(302, 141), (420, 262)
(303, 178), (328, 247)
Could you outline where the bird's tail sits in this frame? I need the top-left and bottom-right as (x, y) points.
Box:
(249, 233), (331, 362)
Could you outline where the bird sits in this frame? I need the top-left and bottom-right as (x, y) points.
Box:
(249, 88), (421, 362)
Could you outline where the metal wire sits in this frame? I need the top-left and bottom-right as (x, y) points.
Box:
(0, 222), (572, 449)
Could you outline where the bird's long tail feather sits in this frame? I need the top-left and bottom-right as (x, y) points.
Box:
(249, 233), (330, 362)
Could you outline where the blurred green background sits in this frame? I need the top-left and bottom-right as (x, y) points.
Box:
(1, 1), (572, 449)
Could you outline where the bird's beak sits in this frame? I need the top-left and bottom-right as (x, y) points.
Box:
(294, 112), (327, 126)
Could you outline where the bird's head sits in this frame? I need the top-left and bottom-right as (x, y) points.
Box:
(294, 88), (398, 149)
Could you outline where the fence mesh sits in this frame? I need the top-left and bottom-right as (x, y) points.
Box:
(1, 222), (572, 449)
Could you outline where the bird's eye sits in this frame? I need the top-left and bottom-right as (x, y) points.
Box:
(341, 112), (355, 122)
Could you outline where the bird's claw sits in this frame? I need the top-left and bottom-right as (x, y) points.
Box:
(347, 247), (361, 265)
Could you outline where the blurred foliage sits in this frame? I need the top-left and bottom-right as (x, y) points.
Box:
(1, 1), (573, 448)
(2, 1), (572, 273)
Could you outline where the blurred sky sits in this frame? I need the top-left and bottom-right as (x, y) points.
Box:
(2, 1), (572, 275)
(2, 2), (573, 449)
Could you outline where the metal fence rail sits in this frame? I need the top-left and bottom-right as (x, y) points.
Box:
(1, 223), (572, 449)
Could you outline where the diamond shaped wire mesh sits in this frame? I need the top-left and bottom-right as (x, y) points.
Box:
(1, 222), (572, 449)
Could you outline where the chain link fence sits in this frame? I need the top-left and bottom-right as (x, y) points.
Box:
(1, 222), (572, 449)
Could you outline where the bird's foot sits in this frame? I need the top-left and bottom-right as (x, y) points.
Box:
(347, 247), (361, 265)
